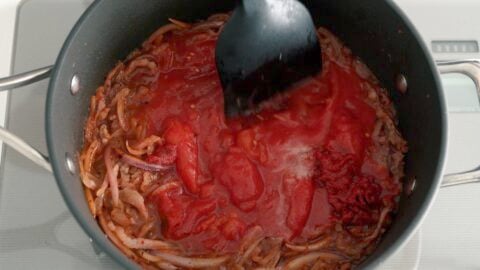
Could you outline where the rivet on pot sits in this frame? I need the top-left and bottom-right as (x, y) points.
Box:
(405, 177), (416, 196)
(396, 74), (408, 94)
(70, 74), (80, 95)
(65, 153), (76, 175)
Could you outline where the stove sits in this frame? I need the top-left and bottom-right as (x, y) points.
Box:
(0, 0), (479, 269)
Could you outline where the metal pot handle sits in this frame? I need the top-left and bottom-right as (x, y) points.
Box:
(0, 62), (479, 185)
(437, 60), (480, 187)
(0, 66), (53, 172)
(0, 66), (52, 91)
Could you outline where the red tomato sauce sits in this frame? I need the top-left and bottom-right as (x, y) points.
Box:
(138, 29), (391, 254)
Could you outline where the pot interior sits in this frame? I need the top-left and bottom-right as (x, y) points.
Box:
(46, 0), (447, 268)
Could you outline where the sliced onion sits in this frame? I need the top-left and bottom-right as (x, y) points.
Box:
(150, 251), (229, 269)
(354, 58), (371, 79)
(191, 20), (224, 31)
(139, 251), (163, 262)
(125, 58), (157, 78)
(97, 107), (110, 122)
(108, 222), (173, 250)
(263, 250), (281, 268)
(98, 214), (140, 261)
(140, 172), (155, 193)
(105, 147), (120, 206)
(126, 135), (163, 156)
(365, 208), (390, 241)
(126, 140), (147, 156)
(253, 238), (282, 267)
(99, 124), (111, 143)
(84, 96), (98, 143)
(155, 261), (179, 270)
(284, 252), (344, 270)
(151, 182), (181, 196)
(94, 194), (104, 215)
(286, 237), (331, 252)
(240, 226), (264, 252)
(168, 18), (191, 29)
(119, 188), (148, 219)
(145, 24), (180, 46)
(122, 152), (170, 172)
(135, 135), (163, 149)
(116, 88), (130, 131)
(137, 251), (178, 270)
(110, 128), (124, 139)
(207, 14), (229, 22)
(138, 221), (154, 238)
(96, 172), (110, 197)
(110, 208), (132, 227)
(237, 235), (264, 264)
(83, 140), (101, 173)
(80, 168), (100, 190)
(105, 63), (124, 90)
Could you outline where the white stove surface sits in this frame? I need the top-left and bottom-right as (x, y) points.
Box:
(0, 0), (479, 269)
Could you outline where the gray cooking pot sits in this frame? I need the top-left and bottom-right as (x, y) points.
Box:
(0, 0), (480, 268)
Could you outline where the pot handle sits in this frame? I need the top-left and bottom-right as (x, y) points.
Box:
(0, 66), (53, 172)
(0, 66), (52, 91)
(437, 59), (480, 187)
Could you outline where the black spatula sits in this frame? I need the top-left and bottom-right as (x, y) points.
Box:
(216, 0), (322, 116)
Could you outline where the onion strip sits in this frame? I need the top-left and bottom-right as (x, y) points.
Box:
(168, 18), (191, 29)
(138, 251), (178, 270)
(119, 188), (149, 219)
(138, 221), (154, 238)
(284, 252), (344, 270)
(83, 140), (101, 174)
(145, 24), (180, 46)
(116, 88), (130, 131)
(108, 222), (174, 250)
(149, 252), (229, 269)
(126, 135), (163, 156)
(237, 236), (264, 265)
(79, 157), (100, 190)
(98, 214), (140, 261)
(285, 237), (331, 252)
(126, 141), (148, 156)
(134, 135), (163, 149)
(365, 208), (390, 241)
(122, 152), (170, 172)
(96, 172), (110, 197)
(105, 147), (120, 206)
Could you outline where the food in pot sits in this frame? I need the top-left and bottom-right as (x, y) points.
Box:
(79, 14), (407, 269)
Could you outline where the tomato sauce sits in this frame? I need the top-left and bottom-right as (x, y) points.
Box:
(139, 28), (391, 254)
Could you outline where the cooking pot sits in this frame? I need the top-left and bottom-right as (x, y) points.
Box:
(0, 0), (479, 268)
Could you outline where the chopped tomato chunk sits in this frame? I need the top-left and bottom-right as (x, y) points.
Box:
(215, 149), (264, 211)
(163, 118), (199, 193)
(284, 177), (314, 237)
(236, 129), (268, 163)
(145, 144), (177, 165)
(152, 183), (216, 239)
